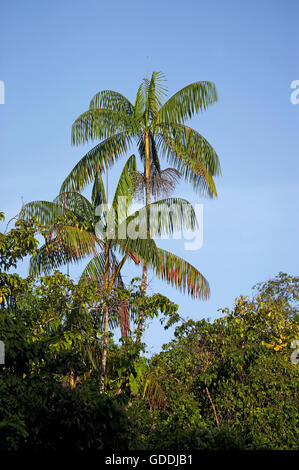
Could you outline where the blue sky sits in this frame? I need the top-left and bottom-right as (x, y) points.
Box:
(1, 0), (298, 354)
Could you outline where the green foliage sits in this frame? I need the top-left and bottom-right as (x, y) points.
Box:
(68, 73), (220, 198)
(0, 217), (40, 272)
(0, 220), (297, 451)
(127, 273), (299, 450)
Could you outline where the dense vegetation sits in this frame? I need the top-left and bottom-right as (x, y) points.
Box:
(0, 220), (298, 450)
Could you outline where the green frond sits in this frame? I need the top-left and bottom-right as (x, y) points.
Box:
(113, 235), (160, 269)
(158, 81), (218, 124)
(89, 90), (134, 115)
(20, 200), (75, 226)
(91, 172), (107, 208)
(142, 372), (166, 410)
(156, 125), (220, 197)
(54, 225), (99, 259)
(80, 253), (105, 283)
(54, 192), (94, 224)
(122, 197), (198, 238)
(148, 71), (168, 122)
(71, 108), (138, 146)
(112, 154), (137, 220)
(134, 82), (146, 119)
(29, 238), (76, 276)
(155, 248), (210, 300)
(60, 133), (131, 194)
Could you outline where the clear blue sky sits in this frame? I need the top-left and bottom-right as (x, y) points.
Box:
(1, 0), (298, 354)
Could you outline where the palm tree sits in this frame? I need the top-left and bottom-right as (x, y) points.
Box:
(61, 72), (221, 301)
(20, 155), (209, 391)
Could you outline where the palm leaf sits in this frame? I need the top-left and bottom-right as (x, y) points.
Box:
(60, 133), (131, 194)
(29, 226), (98, 276)
(156, 126), (220, 197)
(20, 200), (75, 227)
(71, 109), (138, 145)
(112, 154), (137, 221)
(113, 235), (160, 269)
(53, 225), (99, 259)
(133, 82), (146, 119)
(80, 253), (105, 282)
(158, 81), (218, 124)
(89, 90), (134, 115)
(148, 71), (168, 122)
(155, 248), (210, 299)
(118, 197), (198, 240)
(54, 192), (94, 225)
(91, 172), (107, 208)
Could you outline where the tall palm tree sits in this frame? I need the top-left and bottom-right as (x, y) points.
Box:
(20, 155), (209, 391)
(61, 72), (221, 301)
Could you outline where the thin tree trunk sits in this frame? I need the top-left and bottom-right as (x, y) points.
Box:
(100, 241), (110, 393)
(137, 132), (151, 342)
(206, 386), (220, 428)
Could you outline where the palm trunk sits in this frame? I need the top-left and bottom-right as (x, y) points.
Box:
(100, 165), (110, 393)
(100, 242), (110, 393)
(137, 132), (151, 341)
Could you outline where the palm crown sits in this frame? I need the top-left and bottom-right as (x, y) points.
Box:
(61, 71), (221, 199)
(21, 154), (210, 303)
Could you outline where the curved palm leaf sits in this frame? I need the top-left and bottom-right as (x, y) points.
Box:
(54, 192), (94, 225)
(29, 225), (99, 276)
(158, 81), (218, 124)
(155, 248), (210, 300)
(117, 197), (198, 240)
(20, 200), (74, 227)
(60, 133), (131, 194)
(89, 90), (134, 115)
(156, 126), (220, 197)
(71, 109), (138, 145)
(91, 172), (107, 208)
(147, 71), (168, 122)
(112, 154), (137, 221)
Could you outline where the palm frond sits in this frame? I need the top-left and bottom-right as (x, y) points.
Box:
(155, 248), (210, 300)
(148, 71), (168, 122)
(113, 235), (160, 269)
(20, 200), (74, 226)
(71, 109), (138, 145)
(53, 225), (99, 260)
(60, 133), (131, 194)
(54, 192), (94, 224)
(29, 239), (72, 276)
(80, 253), (106, 283)
(134, 82), (146, 119)
(142, 372), (166, 410)
(92, 172), (107, 208)
(112, 154), (137, 221)
(89, 90), (134, 115)
(158, 81), (218, 124)
(29, 225), (98, 276)
(156, 125), (220, 197)
(119, 197), (198, 240)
